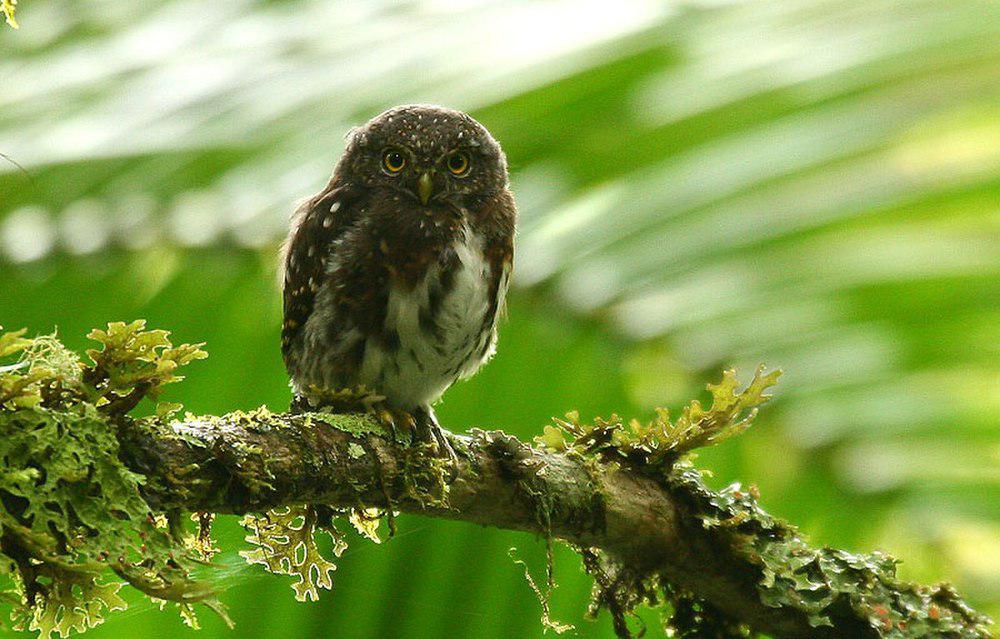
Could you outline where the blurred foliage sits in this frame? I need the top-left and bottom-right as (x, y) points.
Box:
(0, 0), (997, 636)
(1, 0), (16, 29)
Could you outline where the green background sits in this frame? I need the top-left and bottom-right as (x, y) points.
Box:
(1, 1), (997, 637)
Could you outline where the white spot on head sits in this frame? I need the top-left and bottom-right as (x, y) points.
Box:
(330, 201), (341, 213)
(323, 216), (334, 228)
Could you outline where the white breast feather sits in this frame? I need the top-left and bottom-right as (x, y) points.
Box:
(359, 225), (494, 408)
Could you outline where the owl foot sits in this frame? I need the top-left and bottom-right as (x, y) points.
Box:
(374, 406), (417, 442)
(413, 406), (459, 482)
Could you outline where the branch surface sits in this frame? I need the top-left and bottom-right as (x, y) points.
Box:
(117, 409), (988, 639)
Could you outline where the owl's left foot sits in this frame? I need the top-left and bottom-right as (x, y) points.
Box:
(413, 406), (459, 481)
(366, 404), (458, 481)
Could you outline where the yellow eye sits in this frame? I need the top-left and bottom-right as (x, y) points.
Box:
(446, 151), (470, 175)
(382, 149), (406, 173)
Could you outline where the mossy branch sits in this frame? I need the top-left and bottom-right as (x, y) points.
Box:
(0, 325), (993, 638)
(121, 408), (991, 638)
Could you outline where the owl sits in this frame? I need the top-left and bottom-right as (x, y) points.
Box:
(281, 105), (516, 452)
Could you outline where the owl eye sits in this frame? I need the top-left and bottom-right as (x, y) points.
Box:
(446, 151), (470, 176)
(382, 149), (407, 174)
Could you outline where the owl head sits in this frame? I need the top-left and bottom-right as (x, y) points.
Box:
(337, 104), (509, 208)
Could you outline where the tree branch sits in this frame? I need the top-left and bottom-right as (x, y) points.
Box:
(116, 409), (991, 639)
(1, 325), (990, 638)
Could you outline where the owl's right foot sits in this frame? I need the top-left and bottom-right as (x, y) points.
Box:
(374, 406), (417, 441)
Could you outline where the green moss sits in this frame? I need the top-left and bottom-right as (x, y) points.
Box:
(307, 411), (387, 439)
(399, 442), (451, 507)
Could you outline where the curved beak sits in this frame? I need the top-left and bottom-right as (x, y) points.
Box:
(417, 172), (434, 205)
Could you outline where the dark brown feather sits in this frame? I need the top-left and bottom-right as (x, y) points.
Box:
(280, 182), (359, 366)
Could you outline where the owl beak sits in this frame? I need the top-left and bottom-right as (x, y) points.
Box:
(417, 172), (434, 205)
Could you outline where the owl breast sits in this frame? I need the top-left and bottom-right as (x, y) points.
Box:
(358, 224), (502, 408)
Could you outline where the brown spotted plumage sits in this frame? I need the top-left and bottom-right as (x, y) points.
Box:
(281, 105), (515, 436)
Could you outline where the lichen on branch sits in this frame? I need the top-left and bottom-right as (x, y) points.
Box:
(240, 505), (346, 602)
(0, 323), (223, 638)
(0, 325), (993, 639)
(535, 365), (781, 468)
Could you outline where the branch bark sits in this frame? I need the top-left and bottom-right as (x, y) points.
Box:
(114, 409), (991, 639)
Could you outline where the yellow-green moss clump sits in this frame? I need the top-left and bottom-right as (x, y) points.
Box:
(536, 366), (781, 469)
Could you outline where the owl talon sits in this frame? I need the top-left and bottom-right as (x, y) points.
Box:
(414, 407), (459, 481)
(375, 406), (421, 443)
(432, 427), (460, 481)
(375, 408), (398, 440)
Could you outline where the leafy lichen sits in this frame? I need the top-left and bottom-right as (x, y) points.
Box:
(239, 505), (347, 602)
(347, 508), (384, 544)
(83, 320), (206, 415)
(535, 368), (992, 639)
(0, 324), (222, 638)
(668, 467), (994, 637)
(536, 366), (781, 470)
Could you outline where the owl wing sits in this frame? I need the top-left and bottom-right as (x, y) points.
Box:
(280, 182), (362, 371)
(479, 191), (516, 349)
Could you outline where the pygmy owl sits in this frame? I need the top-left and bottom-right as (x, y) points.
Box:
(281, 105), (516, 448)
